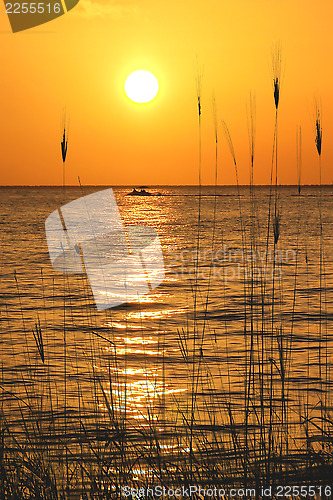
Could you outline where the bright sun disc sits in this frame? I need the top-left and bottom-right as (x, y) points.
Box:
(125, 70), (159, 103)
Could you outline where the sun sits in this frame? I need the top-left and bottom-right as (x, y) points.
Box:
(124, 70), (159, 103)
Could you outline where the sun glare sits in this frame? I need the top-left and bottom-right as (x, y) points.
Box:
(124, 70), (159, 103)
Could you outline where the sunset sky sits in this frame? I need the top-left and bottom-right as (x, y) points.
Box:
(1, 0), (333, 186)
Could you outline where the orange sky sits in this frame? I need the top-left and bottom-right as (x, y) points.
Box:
(1, 0), (333, 185)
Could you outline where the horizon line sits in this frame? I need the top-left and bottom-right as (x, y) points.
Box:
(0, 183), (333, 188)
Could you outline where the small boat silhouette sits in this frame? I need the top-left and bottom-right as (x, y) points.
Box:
(127, 188), (162, 197)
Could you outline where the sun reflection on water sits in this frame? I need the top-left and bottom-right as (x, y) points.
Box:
(115, 336), (158, 345)
(127, 307), (186, 320)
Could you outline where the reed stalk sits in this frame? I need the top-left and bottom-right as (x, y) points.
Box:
(297, 126), (302, 195)
(245, 92), (256, 487)
(61, 111), (68, 197)
(268, 44), (282, 481)
(314, 102), (323, 382)
(189, 58), (203, 480)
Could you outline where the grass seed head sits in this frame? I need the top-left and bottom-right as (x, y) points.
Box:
(315, 107), (322, 157)
(273, 78), (280, 110)
(272, 43), (282, 110)
(194, 57), (203, 119)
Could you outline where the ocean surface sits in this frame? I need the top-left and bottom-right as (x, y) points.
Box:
(0, 185), (333, 481)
